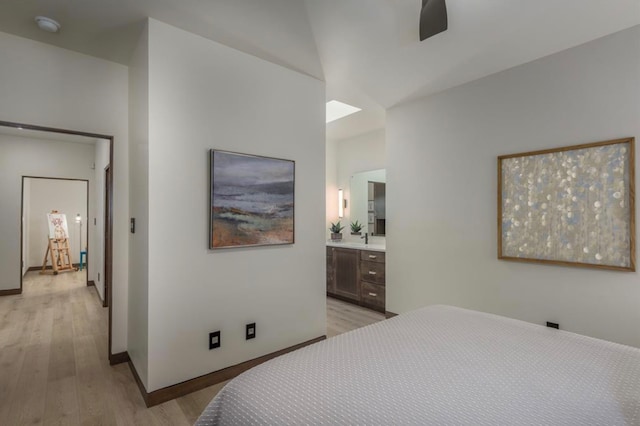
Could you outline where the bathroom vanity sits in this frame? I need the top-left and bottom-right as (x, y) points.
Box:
(326, 242), (386, 312)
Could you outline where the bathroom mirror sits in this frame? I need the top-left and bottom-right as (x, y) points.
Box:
(350, 169), (386, 236)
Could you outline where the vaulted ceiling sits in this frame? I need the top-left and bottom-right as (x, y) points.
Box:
(1, 0), (639, 141)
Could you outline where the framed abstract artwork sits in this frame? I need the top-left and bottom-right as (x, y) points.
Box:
(210, 150), (295, 249)
(498, 138), (635, 271)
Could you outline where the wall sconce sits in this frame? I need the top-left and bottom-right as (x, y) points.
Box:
(338, 189), (347, 218)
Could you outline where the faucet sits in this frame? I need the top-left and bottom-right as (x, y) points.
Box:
(361, 232), (368, 245)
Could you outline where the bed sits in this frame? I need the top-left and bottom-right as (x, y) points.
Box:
(196, 305), (640, 425)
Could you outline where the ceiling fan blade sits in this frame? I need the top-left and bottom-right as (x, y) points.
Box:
(420, 0), (448, 41)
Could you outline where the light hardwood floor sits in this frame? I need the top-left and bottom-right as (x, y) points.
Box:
(326, 297), (385, 337)
(0, 271), (384, 425)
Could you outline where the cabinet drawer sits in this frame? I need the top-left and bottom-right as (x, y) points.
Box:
(360, 261), (385, 285)
(327, 246), (334, 257)
(361, 281), (385, 310)
(360, 250), (385, 263)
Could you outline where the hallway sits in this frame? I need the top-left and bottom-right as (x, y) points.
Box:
(0, 271), (224, 425)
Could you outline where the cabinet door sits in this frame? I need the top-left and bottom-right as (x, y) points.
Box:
(333, 248), (360, 301)
(326, 247), (335, 294)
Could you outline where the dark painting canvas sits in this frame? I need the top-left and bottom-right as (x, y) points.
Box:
(210, 150), (295, 249)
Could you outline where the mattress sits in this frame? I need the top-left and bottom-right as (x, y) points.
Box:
(196, 305), (640, 425)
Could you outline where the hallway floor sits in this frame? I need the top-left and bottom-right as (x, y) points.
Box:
(0, 271), (383, 425)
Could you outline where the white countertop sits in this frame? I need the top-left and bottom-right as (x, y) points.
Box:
(326, 240), (386, 252)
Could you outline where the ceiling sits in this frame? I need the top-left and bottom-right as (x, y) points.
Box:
(1, 1), (639, 141)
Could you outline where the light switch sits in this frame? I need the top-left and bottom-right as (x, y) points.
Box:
(246, 323), (256, 340)
(209, 331), (221, 349)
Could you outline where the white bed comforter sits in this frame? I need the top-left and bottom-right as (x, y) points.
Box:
(196, 305), (640, 425)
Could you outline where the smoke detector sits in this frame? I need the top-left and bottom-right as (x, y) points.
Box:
(35, 16), (61, 33)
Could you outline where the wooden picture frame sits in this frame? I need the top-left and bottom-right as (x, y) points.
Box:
(498, 137), (635, 271)
(210, 150), (295, 249)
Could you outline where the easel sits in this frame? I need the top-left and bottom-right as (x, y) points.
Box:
(40, 238), (77, 275)
(40, 211), (78, 275)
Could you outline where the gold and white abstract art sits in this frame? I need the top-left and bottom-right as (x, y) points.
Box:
(498, 138), (635, 271)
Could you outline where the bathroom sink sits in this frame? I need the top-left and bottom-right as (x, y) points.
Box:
(326, 240), (386, 252)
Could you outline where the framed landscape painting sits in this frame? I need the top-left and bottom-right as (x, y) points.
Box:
(210, 150), (295, 249)
(498, 138), (635, 271)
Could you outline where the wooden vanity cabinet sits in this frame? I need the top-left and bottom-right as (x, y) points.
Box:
(326, 247), (386, 312)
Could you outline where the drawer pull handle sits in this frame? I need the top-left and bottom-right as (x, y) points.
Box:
(369, 292), (377, 297)
(368, 271), (377, 275)
(368, 255), (377, 259)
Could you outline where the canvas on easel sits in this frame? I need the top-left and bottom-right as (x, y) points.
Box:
(47, 212), (69, 240)
(41, 211), (77, 275)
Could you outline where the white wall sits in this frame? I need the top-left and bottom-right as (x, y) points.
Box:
(142, 19), (325, 391)
(327, 129), (385, 241)
(0, 31), (129, 354)
(128, 22), (150, 388)
(0, 135), (95, 286)
(27, 179), (88, 269)
(387, 26), (640, 347)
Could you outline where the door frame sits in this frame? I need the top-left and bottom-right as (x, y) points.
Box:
(104, 164), (111, 311)
(0, 120), (116, 363)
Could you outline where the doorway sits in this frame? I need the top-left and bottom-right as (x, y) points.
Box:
(21, 177), (89, 281)
(0, 120), (115, 362)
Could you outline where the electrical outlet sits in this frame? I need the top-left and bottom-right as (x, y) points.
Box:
(546, 322), (559, 329)
(246, 323), (256, 340)
(209, 331), (221, 349)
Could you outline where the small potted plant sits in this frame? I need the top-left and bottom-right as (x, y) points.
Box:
(329, 222), (344, 241)
(350, 220), (363, 235)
